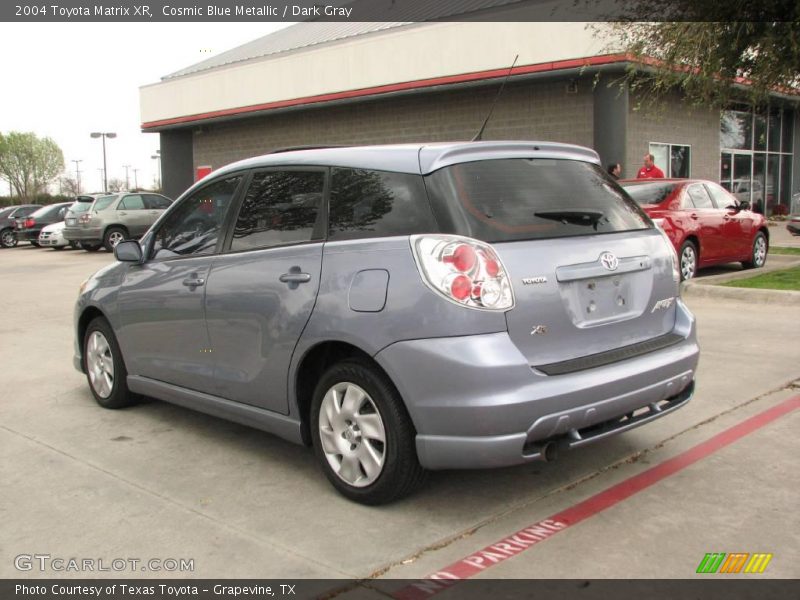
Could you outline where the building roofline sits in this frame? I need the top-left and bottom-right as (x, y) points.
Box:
(141, 53), (631, 132)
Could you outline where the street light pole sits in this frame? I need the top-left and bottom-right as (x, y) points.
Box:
(71, 159), (83, 194)
(90, 132), (117, 193)
(150, 150), (161, 191)
(122, 164), (131, 190)
(133, 168), (139, 190)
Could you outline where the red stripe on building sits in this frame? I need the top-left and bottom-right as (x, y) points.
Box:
(393, 395), (800, 600)
(141, 54), (632, 130)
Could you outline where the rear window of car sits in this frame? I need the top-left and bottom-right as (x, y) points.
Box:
(328, 168), (436, 240)
(622, 182), (677, 206)
(69, 201), (92, 214)
(424, 159), (651, 243)
(92, 195), (117, 211)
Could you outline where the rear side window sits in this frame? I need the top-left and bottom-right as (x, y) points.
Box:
(231, 170), (324, 251)
(425, 159), (650, 243)
(328, 168), (436, 240)
(93, 195), (117, 211)
(687, 185), (713, 209)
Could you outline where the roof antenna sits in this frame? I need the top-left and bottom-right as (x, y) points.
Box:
(471, 54), (518, 142)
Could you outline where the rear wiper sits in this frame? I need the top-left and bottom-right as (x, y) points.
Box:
(534, 209), (607, 230)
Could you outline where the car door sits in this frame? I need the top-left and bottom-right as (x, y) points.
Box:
(706, 182), (753, 259)
(114, 175), (245, 393)
(117, 194), (150, 237)
(204, 168), (327, 413)
(685, 183), (726, 262)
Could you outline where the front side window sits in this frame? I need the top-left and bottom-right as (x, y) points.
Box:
(328, 168), (436, 240)
(145, 194), (171, 210)
(425, 159), (650, 243)
(705, 183), (737, 210)
(231, 170), (324, 252)
(151, 176), (241, 259)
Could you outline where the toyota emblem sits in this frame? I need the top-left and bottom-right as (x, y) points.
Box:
(600, 251), (619, 271)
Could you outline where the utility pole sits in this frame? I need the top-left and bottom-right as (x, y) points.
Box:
(122, 164), (131, 190)
(133, 168), (139, 190)
(71, 159), (83, 194)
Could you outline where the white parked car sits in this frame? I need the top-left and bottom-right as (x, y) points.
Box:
(38, 221), (76, 249)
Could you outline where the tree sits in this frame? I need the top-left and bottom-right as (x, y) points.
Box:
(602, 2), (800, 108)
(59, 176), (81, 197)
(107, 178), (125, 192)
(0, 132), (64, 201)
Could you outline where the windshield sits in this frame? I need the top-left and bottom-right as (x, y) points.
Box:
(424, 159), (651, 243)
(92, 195), (118, 211)
(621, 182), (678, 206)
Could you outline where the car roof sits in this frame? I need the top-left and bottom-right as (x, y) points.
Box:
(210, 141), (601, 180)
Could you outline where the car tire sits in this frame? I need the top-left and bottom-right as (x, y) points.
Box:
(679, 240), (698, 281)
(30, 241), (40, 247)
(80, 242), (102, 252)
(53, 244), (65, 251)
(103, 227), (127, 252)
(310, 359), (426, 505)
(742, 232), (768, 269)
(69, 241), (79, 249)
(0, 228), (17, 248)
(83, 316), (137, 409)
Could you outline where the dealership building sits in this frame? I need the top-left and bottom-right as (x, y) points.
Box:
(140, 21), (800, 214)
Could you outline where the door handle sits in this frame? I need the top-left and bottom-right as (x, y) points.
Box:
(690, 213), (698, 220)
(723, 214), (731, 220)
(182, 276), (205, 288)
(119, 211), (127, 216)
(279, 272), (311, 284)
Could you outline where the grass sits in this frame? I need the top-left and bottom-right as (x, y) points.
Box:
(770, 246), (800, 256)
(720, 266), (800, 291)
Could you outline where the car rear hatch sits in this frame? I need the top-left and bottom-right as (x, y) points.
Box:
(424, 155), (680, 370)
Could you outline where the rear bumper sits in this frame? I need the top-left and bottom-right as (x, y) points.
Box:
(787, 222), (800, 235)
(63, 227), (102, 242)
(375, 299), (699, 470)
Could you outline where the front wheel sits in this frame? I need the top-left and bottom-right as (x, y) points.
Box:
(311, 360), (426, 505)
(679, 240), (698, 281)
(30, 241), (40, 247)
(742, 232), (768, 269)
(0, 228), (17, 248)
(84, 317), (137, 409)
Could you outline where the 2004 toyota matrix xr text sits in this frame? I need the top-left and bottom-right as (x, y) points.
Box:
(74, 142), (700, 504)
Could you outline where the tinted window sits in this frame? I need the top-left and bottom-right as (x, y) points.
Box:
(30, 204), (67, 219)
(145, 194), (171, 209)
(69, 201), (92, 214)
(119, 195), (145, 210)
(622, 182), (677, 205)
(0, 207), (13, 219)
(705, 183), (737, 210)
(425, 159), (650, 242)
(93, 195), (118, 211)
(231, 170), (324, 251)
(152, 176), (241, 259)
(687, 185), (713, 209)
(329, 168), (436, 240)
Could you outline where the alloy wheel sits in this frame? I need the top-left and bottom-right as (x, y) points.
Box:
(753, 236), (767, 267)
(680, 245), (697, 280)
(86, 331), (115, 398)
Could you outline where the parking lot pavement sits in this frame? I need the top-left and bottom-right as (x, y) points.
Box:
(1, 244), (798, 581)
(769, 222), (800, 248)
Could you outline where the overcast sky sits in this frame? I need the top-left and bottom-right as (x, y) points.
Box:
(0, 22), (292, 196)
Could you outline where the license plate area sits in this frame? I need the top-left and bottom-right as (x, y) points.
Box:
(66, 218), (76, 225)
(560, 273), (648, 327)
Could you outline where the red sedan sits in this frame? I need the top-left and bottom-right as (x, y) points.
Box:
(620, 179), (769, 280)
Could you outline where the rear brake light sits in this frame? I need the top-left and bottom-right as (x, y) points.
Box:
(25, 218), (35, 228)
(411, 235), (514, 311)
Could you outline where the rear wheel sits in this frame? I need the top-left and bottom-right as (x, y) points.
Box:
(679, 240), (698, 281)
(742, 232), (768, 269)
(84, 317), (137, 409)
(311, 360), (426, 505)
(0, 228), (16, 248)
(103, 227), (127, 252)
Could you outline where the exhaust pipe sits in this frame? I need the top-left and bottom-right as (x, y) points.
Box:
(540, 440), (559, 462)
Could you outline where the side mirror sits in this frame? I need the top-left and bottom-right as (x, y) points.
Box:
(738, 200), (750, 211)
(114, 240), (143, 263)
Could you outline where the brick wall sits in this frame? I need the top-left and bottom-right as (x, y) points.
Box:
(626, 92), (721, 181)
(193, 79), (595, 171)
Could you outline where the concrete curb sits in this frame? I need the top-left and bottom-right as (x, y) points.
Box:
(681, 256), (800, 304)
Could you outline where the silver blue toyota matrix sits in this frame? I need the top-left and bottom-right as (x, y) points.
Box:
(74, 142), (700, 504)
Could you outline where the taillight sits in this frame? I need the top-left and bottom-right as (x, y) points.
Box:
(25, 218), (35, 228)
(79, 214), (92, 224)
(411, 235), (514, 311)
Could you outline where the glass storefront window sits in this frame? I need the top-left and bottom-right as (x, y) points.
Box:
(720, 110), (752, 149)
(781, 155), (793, 206)
(768, 109), (782, 152)
(782, 111), (794, 153)
(649, 142), (691, 177)
(754, 114), (767, 151)
(767, 154), (780, 214)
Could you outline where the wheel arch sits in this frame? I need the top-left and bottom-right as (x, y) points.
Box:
(77, 305), (110, 367)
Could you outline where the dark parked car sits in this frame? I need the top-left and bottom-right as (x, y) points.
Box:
(620, 179), (769, 280)
(14, 202), (72, 246)
(75, 142), (699, 504)
(0, 204), (39, 248)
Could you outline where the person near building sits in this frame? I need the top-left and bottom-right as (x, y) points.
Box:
(607, 163), (622, 179)
(636, 153), (665, 179)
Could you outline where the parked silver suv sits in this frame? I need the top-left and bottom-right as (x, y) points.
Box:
(74, 142), (699, 504)
(64, 192), (172, 251)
